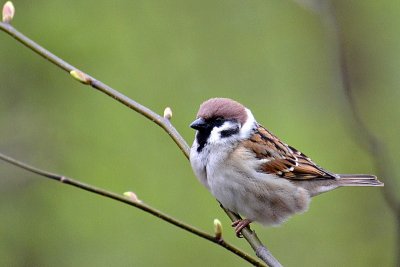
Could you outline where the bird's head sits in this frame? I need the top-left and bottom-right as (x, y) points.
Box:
(190, 98), (256, 152)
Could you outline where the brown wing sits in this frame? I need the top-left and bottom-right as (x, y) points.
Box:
(242, 125), (338, 180)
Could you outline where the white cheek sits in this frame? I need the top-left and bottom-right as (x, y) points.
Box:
(208, 122), (236, 144)
(208, 127), (222, 144)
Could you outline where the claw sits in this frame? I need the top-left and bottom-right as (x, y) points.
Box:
(231, 219), (252, 237)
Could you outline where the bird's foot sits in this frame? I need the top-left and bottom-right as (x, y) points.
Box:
(231, 219), (252, 238)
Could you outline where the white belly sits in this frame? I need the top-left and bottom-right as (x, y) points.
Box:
(207, 148), (311, 226)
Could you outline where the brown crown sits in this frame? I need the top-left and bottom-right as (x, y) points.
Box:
(197, 98), (248, 125)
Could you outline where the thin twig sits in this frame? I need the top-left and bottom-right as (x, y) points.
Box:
(0, 18), (279, 266)
(318, 1), (400, 265)
(0, 22), (188, 158)
(221, 206), (283, 267)
(0, 152), (266, 267)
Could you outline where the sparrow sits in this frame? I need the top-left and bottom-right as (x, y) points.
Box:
(189, 98), (384, 236)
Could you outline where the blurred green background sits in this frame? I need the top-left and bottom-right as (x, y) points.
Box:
(0, 0), (398, 266)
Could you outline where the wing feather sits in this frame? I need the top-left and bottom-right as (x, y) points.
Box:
(242, 125), (337, 180)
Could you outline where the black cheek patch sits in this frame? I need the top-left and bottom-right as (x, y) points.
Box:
(220, 127), (239, 138)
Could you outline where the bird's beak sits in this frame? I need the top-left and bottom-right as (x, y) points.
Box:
(190, 118), (208, 130)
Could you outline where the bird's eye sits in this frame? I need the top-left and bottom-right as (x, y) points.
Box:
(211, 117), (225, 127)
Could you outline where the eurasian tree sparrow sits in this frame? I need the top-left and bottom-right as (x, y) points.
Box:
(189, 98), (384, 236)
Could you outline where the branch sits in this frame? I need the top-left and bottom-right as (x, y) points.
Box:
(316, 1), (400, 265)
(221, 206), (283, 267)
(0, 152), (266, 267)
(0, 3), (280, 266)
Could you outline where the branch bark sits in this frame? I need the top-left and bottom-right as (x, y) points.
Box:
(0, 12), (281, 267)
(0, 152), (265, 266)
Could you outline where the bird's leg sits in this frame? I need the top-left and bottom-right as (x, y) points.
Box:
(231, 218), (252, 238)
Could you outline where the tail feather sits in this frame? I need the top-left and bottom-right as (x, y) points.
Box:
(338, 174), (384, 187)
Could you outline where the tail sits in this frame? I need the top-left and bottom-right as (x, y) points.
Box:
(338, 174), (384, 187)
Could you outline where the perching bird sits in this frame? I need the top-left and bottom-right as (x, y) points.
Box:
(189, 98), (383, 236)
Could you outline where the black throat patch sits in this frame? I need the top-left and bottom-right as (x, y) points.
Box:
(196, 129), (212, 152)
